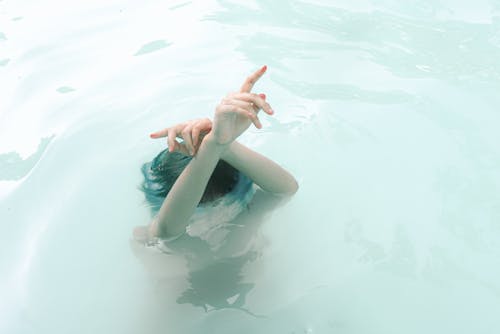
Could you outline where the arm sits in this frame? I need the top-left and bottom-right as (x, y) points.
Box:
(144, 65), (296, 240)
(221, 141), (298, 195)
(152, 134), (297, 239)
(154, 133), (224, 238)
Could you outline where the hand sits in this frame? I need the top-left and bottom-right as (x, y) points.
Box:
(212, 65), (274, 145)
(150, 118), (212, 155)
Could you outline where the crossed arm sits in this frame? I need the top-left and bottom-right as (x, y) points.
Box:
(152, 134), (298, 238)
(141, 66), (298, 240)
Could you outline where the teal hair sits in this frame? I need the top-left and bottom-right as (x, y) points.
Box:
(140, 149), (249, 215)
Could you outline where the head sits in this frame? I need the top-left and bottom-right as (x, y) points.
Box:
(140, 149), (241, 214)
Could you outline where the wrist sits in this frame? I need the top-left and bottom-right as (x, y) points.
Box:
(219, 140), (238, 160)
(201, 133), (230, 156)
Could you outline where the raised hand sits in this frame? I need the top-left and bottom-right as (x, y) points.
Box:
(150, 118), (212, 155)
(212, 65), (274, 145)
(149, 66), (273, 153)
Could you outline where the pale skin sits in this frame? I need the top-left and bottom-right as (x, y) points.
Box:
(134, 66), (298, 241)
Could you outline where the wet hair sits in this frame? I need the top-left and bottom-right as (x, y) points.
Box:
(140, 149), (240, 214)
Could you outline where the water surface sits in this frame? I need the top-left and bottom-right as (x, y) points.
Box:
(1, 1), (500, 333)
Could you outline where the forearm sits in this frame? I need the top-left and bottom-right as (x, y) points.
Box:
(156, 134), (225, 238)
(221, 141), (298, 195)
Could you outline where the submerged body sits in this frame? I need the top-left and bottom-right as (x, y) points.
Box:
(130, 188), (287, 312)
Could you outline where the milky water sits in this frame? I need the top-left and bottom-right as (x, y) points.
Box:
(1, 1), (500, 333)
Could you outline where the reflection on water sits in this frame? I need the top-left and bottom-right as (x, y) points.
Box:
(176, 244), (258, 315)
(131, 190), (285, 315)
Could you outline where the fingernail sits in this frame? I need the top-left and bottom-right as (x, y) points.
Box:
(259, 93), (266, 100)
(261, 65), (267, 72)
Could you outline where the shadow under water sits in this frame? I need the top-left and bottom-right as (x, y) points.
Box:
(131, 189), (287, 316)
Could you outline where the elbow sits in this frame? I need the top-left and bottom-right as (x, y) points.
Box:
(279, 178), (299, 197)
(263, 177), (299, 197)
(289, 178), (299, 195)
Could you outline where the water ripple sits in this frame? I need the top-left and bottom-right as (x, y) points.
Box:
(0, 136), (54, 181)
(208, 0), (500, 84)
(134, 40), (172, 56)
(272, 74), (414, 104)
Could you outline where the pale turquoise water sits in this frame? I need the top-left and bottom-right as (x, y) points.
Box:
(1, 0), (500, 333)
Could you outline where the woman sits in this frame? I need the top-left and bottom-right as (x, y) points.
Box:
(134, 66), (298, 244)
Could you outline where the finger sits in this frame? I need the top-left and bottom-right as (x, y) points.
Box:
(192, 126), (201, 148)
(224, 98), (257, 112)
(181, 125), (195, 155)
(240, 65), (267, 93)
(167, 127), (178, 152)
(240, 94), (267, 112)
(239, 108), (263, 129)
(256, 94), (266, 112)
(192, 119), (212, 147)
(222, 105), (262, 129)
(231, 92), (274, 115)
(249, 110), (262, 128)
(150, 128), (168, 139)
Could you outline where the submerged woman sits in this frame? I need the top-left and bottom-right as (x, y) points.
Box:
(134, 66), (298, 244)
